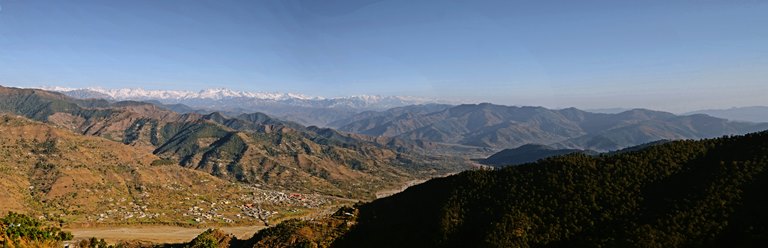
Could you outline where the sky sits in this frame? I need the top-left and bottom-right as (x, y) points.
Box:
(1, 0), (767, 112)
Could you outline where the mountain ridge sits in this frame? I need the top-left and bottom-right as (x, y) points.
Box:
(39, 86), (433, 109)
(336, 103), (768, 152)
(35, 86), (441, 126)
(685, 106), (768, 123)
(479, 144), (597, 167)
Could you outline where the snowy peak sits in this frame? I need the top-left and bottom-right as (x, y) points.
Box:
(37, 86), (434, 110)
(194, 88), (318, 100)
(40, 86), (320, 101)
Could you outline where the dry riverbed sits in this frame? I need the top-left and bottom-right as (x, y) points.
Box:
(65, 225), (266, 244)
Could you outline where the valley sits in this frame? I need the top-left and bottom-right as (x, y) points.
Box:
(2, 2), (767, 247)
(0, 85), (471, 245)
(1, 85), (766, 247)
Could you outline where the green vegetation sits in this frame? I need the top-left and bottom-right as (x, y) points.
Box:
(77, 237), (110, 248)
(0, 212), (73, 246)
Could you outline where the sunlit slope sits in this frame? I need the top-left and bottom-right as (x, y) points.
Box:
(0, 114), (271, 225)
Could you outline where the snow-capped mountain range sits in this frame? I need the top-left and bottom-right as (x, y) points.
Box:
(42, 86), (321, 101)
(41, 86), (429, 106)
(37, 86), (440, 126)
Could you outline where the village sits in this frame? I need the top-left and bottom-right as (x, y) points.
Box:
(86, 187), (333, 225)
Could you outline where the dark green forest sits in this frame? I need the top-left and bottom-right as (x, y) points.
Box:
(330, 131), (768, 248)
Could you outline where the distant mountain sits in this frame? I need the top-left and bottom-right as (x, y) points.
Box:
(606, 139), (671, 154)
(217, 131), (768, 248)
(685, 106), (768, 123)
(584, 107), (632, 114)
(0, 85), (467, 199)
(480, 144), (596, 167)
(337, 103), (768, 152)
(327, 103), (453, 128)
(42, 86), (319, 101)
(39, 86), (437, 126)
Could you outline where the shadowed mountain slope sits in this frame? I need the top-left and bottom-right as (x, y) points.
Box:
(479, 144), (596, 167)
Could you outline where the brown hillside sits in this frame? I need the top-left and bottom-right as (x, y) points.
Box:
(0, 85), (468, 199)
(0, 114), (339, 225)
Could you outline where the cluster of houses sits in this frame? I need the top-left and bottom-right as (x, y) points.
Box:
(84, 186), (335, 225)
(183, 203), (234, 224)
(239, 190), (330, 208)
(91, 198), (162, 222)
(235, 189), (333, 224)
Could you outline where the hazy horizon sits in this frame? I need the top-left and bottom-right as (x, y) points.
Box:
(5, 83), (766, 115)
(2, 0), (767, 113)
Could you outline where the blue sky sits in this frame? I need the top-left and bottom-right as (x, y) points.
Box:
(1, 0), (767, 112)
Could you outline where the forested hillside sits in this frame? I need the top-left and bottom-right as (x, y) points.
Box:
(236, 131), (768, 248)
(335, 131), (768, 247)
